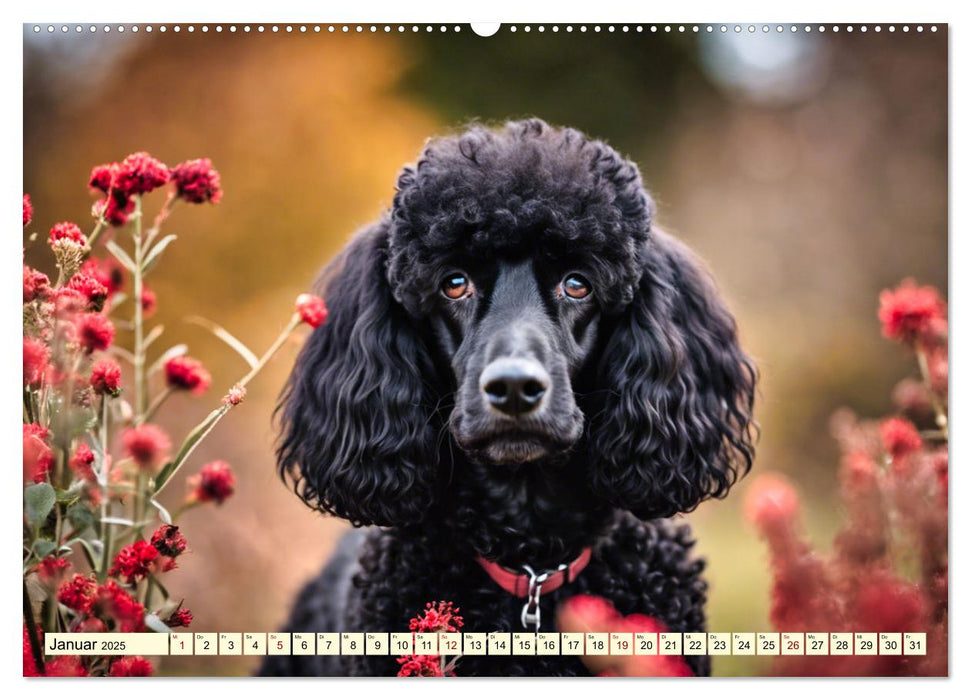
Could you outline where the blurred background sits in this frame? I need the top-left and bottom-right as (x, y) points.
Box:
(23, 25), (947, 676)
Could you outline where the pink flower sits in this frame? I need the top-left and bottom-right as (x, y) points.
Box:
(172, 158), (223, 204)
(57, 574), (96, 613)
(409, 601), (464, 633)
(122, 424), (172, 470)
(48, 221), (87, 247)
(23, 265), (50, 303)
(69, 442), (97, 481)
(36, 556), (71, 588)
(90, 357), (122, 396)
(109, 656), (154, 677)
(23, 194), (33, 226)
(744, 473), (800, 533)
(880, 417), (922, 461)
(94, 195), (135, 226)
(23, 336), (50, 387)
(76, 313), (115, 352)
(166, 607), (193, 628)
(113, 151), (170, 197)
(80, 257), (124, 296)
(164, 355), (211, 394)
(150, 524), (188, 558)
(188, 460), (236, 505)
(222, 383), (246, 406)
(296, 293), (328, 328)
(23, 423), (53, 484)
(878, 279), (946, 345)
(67, 272), (108, 311)
(88, 163), (116, 193)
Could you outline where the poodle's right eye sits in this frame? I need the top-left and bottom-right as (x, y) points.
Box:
(441, 272), (473, 300)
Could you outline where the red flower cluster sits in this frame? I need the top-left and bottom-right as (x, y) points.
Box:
(880, 417), (923, 463)
(23, 265), (50, 303)
(69, 442), (97, 481)
(556, 595), (693, 677)
(89, 357), (123, 396)
(164, 355), (212, 394)
(23, 337), (50, 387)
(150, 524), (188, 558)
(23, 194), (33, 226)
(76, 312), (115, 353)
(57, 574), (97, 612)
(296, 293), (328, 328)
(109, 656), (154, 676)
(114, 152), (171, 197)
(188, 460), (236, 505)
(409, 601), (464, 633)
(24, 627), (88, 677)
(397, 655), (447, 677)
(166, 607), (194, 628)
(109, 540), (159, 584)
(80, 256), (124, 296)
(36, 556), (71, 588)
(878, 278), (946, 346)
(67, 272), (108, 311)
(172, 158), (223, 204)
(49, 221), (86, 247)
(122, 423), (172, 470)
(23, 423), (53, 483)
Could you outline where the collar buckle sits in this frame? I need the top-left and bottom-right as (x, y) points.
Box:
(519, 563), (568, 631)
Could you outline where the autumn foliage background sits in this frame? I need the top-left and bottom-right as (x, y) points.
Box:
(23, 26), (947, 676)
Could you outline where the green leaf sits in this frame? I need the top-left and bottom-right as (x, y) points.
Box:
(25, 483), (56, 527)
(67, 502), (95, 533)
(32, 539), (57, 559)
(153, 406), (228, 495)
(78, 539), (102, 569)
(144, 613), (173, 634)
(186, 316), (259, 369)
(105, 239), (136, 272)
(141, 234), (177, 275)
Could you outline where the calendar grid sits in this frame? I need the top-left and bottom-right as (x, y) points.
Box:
(46, 631), (927, 657)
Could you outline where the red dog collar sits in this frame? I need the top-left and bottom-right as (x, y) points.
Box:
(475, 547), (593, 598)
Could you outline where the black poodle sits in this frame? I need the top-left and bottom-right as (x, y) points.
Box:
(259, 119), (756, 677)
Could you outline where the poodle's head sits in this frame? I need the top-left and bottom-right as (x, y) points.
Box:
(278, 119), (756, 527)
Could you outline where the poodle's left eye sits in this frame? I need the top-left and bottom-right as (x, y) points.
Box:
(561, 273), (592, 300)
(442, 272), (473, 300)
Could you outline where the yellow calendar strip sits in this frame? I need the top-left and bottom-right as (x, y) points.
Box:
(43, 631), (931, 656)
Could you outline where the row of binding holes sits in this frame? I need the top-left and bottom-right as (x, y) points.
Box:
(32, 24), (940, 34)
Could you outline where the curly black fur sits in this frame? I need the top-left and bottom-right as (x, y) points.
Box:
(263, 119), (756, 677)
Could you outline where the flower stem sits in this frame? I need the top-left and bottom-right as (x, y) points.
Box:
(916, 346), (947, 440)
(133, 196), (148, 422)
(144, 387), (174, 424)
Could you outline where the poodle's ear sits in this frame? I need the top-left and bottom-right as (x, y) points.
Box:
(277, 221), (439, 526)
(587, 230), (757, 520)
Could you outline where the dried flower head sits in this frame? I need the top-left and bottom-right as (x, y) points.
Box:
(88, 163), (116, 193)
(75, 313), (115, 353)
(165, 607), (193, 628)
(23, 265), (50, 303)
(94, 195), (135, 226)
(878, 279), (947, 345)
(57, 574), (97, 614)
(150, 524), (187, 558)
(409, 601), (464, 633)
(89, 357), (122, 397)
(36, 556), (71, 589)
(109, 540), (159, 584)
(221, 383), (246, 407)
(23, 337), (50, 387)
(49, 221), (87, 247)
(67, 272), (109, 311)
(114, 151), (170, 197)
(880, 417), (923, 461)
(69, 442), (97, 481)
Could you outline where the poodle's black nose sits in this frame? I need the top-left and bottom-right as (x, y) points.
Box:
(480, 358), (550, 417)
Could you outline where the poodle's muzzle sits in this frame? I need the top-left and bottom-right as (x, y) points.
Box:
(450, 261), (585, 465)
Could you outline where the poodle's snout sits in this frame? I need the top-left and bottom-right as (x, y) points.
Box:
(479, 357), (550, 418)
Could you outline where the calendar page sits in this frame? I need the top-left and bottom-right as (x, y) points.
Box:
(21, 16), (948, 681)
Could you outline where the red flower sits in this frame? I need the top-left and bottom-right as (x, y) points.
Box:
(222, 383), (246, 406)
(54, 287), (88, 318)
(23, 422), (54, 483)
(94, 195), (135, 226)
(839, 450), (879, 493)
(23, 194), (33, 226)
(57, 573), (97, 613)
(172, 158), (223, 204)
(409, 601), (464, 633)
(23, 336), (50, 387)
(114, 151), (170, 197)
(878, 279), (946, 345)
(296, 293), (328, 328)
(164, 355), (211, 394)
(166, 607), (194, 628)
(69, 442), (97, 481)
(880, 417), (922, 460)
(92, 580), (146, 632)
(150, 524), (188, 558)
(122, 424), (171, 470)
(141, 286), (158, 317)
(109, 540), (159, 584)
(36, 556), (71, 588)
(76, 312), (115, 353)
(23, 265), (50, 303)
(49, 221), (87, 247)
(109, 656), (154, 677)
(89, 163), (116, 193)
(744, 473), (800, 533)
(396, 655), (445, 677)
(80, 257), (124, 296)
(90, 357), (123, 396)
(188, 460), (236, 505)
(67, 272), (109, 311)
